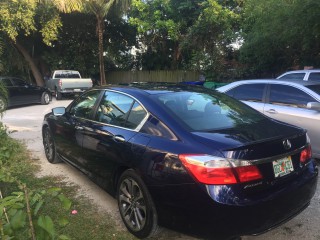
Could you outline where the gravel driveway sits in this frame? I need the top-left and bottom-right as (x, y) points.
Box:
(1, 99), (319, 240)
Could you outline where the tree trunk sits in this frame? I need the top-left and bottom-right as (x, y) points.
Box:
(12, 40), (44, 86)
(97, 16), (106, 85)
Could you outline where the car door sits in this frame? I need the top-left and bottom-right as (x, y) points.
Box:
(10, 78), (34, 104)
(263, 83), (320, 156)
(79, 90), (150, 191)
(53, 90), (102, 169)
(227, 83), (267, 113)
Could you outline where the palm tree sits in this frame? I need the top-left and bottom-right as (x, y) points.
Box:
(55, 0), (130, 85)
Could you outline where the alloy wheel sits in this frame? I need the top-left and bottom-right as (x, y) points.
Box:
(43, 128), (54, 161)
(118, 177), (147, 232)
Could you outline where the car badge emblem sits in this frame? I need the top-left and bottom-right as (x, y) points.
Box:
(283, 139), (292, 150)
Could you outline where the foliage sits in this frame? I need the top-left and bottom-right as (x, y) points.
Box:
(240, 0), (320, 76)
(0, 123), (72, 239)
(129, 0), (204, 70)
(129, 0), (240, 77)
(182, 0), (240, 74)
(0, 81), (8, 112)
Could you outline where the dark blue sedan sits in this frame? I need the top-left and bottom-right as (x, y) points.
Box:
(42, 84), (318, 239)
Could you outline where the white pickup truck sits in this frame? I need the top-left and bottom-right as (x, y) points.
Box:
(45, 70), (93, 100)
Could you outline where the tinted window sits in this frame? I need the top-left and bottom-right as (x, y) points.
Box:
(11, 78), (27, 86)
(125, 101), (147, 129)
(278, 73), (305, 80)
(69, 90), (101, 118)
(232, 84), (266, 102)
(96, 91), (147, 129)
(152, 92), (264, 131)
(308, 72), (320, 81)
(0, 78), (13, 87)
(141, 116), (177, 140)
(269, 84), (315, 108)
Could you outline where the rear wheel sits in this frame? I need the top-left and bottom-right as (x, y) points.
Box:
(117, 169), (159, 239)
(55, 89), (62, 100)
(41, 92), (50, 105)
(43, 127), (61, 164)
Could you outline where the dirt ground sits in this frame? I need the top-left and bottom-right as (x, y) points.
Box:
(2, 98), (319, 240)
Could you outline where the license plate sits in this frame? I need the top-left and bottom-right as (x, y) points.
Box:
(272, 156), (294, 178)
(74, 89), (81, 92)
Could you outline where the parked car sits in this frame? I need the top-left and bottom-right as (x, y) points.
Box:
(42, 84), (318, 239)
(44, 70), (92, 100)
(217, 79), (320, 159)
(0, 76), (51, 111)
(277, 69), (320, 81)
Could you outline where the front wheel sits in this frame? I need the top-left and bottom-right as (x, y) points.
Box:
(117, 169), (159, 239)
(41, 92), (50, 105)
(43, 127), (61, 164)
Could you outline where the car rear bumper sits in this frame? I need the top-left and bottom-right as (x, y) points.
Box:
(149, 162), (318, 239)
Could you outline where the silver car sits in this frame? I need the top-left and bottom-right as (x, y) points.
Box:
(277, 69), (320, 81)
(217, 79), (320, 159)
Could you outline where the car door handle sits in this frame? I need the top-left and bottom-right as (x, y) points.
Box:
(265, 109), (277, 114)
(113, 135), (125, 142)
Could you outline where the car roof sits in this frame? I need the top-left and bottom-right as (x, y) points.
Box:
(218, 79), (320, 87)
(280, 69), (320, 73)
(92, 82), (211, 96)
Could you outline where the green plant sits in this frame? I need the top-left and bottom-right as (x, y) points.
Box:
(0, 82), (8, 115)
(0, 123), (72, 240)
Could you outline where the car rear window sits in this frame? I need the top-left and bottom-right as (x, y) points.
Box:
(152, 91), (265, 132)
(278, 73), (305, 80)
(308, 73), (320, 81)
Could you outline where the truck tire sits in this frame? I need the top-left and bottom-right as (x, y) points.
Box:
(55, 89), (62, 100)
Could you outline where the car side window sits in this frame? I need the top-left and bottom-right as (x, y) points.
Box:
(69, 90), (101, 119)
(0, 78), (13, 87)
(11, 78), (27, 86)
(96, 91), (147, 129)
(308, 73), (320, 81)
(269, 84), (315, 108)
(278, 73), (305, 80)
(125, 101), (147, 129)
(232, 84), (266, 102)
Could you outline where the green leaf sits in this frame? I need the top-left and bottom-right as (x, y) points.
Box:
(58, 217), (69, 227)
(58, 235), (71, 240)
(37, 215), (55, 238)
(58, 195), (72, 210)
(47, 187), (62, 197)
(10, 209), (27, 230)
(34, 200), (44, 215)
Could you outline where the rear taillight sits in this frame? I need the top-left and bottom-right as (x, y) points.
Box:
(58, 79), (62, 88)
(300, 145), (312, 164)
(179, 154), (262, 185)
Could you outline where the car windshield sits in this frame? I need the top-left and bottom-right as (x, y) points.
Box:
(152, 91), (265, 132)
(306, 85), (320, 95)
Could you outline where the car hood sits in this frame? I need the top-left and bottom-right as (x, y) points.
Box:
(191, 119), (306, 159)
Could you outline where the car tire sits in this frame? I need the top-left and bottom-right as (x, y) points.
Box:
(117, 169), (159, 239)
(41, 92), (50, 105)
(0, 96), (7, 112)
(55, 89), (62, 100)
(43, 127), (61, 164)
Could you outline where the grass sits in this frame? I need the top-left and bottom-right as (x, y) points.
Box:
(0, 123), (137, 240)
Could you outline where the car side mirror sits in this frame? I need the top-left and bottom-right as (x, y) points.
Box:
(307, 102), (320, 111)
(52, 107), (66, 116)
